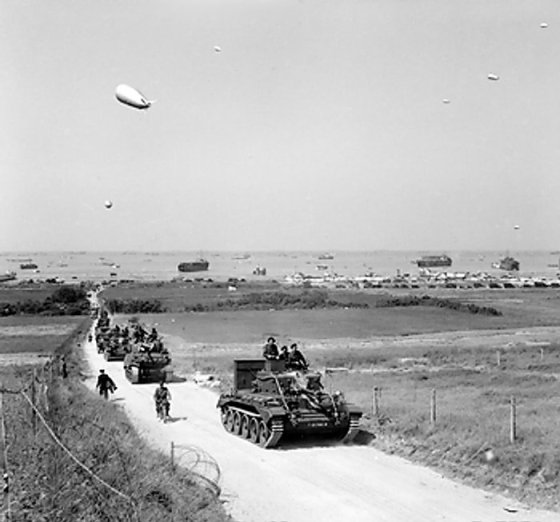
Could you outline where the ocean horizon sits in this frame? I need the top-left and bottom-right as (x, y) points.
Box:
(1, 250), (559, 283)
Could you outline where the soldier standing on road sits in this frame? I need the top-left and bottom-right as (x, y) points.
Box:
(96, 369), (117, 400)
(263, 337), (279, 360)
(154, 381), (172, 421)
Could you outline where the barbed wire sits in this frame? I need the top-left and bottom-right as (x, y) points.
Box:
(19, 391), (136, 507)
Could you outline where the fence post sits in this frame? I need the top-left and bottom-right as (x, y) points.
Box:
(430, 389), (436, 425)
(372, 387), (379, 418)
(31, 369), (37, 437)
(170, 441), (175, 472)
(496, 350), (501, 367)
(0, 393), (9, 522)
(510, 396), (517, 444)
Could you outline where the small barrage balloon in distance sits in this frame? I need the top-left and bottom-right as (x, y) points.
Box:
(104, 200), (113, 209)
(514, 225), (520, 230)
(214, 46), (222, 53)
(115, 84), (154, 110)
(540, 22), (548, 28)
(442, 98), (450, 104)
(487, 73), (500, 81)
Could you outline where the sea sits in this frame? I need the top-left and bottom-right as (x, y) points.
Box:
(1, 251), (559, 283)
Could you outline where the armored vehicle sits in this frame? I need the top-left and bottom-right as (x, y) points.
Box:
(123, 342), (172, 383)
(103, 338), (129, 361)
(217, 359), (362, 448)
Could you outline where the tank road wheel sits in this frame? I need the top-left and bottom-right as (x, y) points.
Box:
(224, 409), (235, 433)
(249, 417), (260, 443)
(257, 420), (270, 447)
(233, 411), (242, 435)
(240, 414), (251, 439)
(220, 408), (229, 427)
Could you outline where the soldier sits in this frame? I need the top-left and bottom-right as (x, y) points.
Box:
(96, 369), (117, 400)
(154, 381), (172, 421)
(288, 343), (308, 371)
(262, 337), (279, 360)
(278, 345), (289, 361)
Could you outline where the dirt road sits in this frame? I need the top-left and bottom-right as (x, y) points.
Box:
(83, 332), (560, 522)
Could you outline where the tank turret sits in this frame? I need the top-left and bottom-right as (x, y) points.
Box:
(123, 341), (172, 383)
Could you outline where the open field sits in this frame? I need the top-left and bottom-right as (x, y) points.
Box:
(0, 315), (86, 356)
(103, 280), (560, 328)
(101, 281), (560, 510)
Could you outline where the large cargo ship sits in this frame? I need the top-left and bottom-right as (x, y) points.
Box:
(20, 263), (38, 270)
(177, 259), (209, 273)
(415, 255), (452, 268)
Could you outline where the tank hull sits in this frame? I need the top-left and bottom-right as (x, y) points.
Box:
(217, 394), (362, 448)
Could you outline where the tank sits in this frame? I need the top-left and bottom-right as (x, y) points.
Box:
(217, 359), (362, 448)
(103, 338), (129, 361)
(123, 342), (172, 383)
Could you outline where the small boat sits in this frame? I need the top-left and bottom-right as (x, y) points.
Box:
(415, 255), (452, 268)
(316, 264), (329, 271)
(20, 263), (38, 270)
(253, 266), (267, 276)
(178, 259), (209, 273)
(232, 254), (251, 260)
(0, 272), (16, 283)
(318, 253), (334, 260)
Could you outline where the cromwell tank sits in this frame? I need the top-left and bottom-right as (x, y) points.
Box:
(123, 342), (172, 383)
(103, 338), (129, 362)
(217, 359), (362, 448)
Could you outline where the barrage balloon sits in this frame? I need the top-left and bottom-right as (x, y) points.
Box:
(104, 200), (113, 209)
(115, 84), (154, 110)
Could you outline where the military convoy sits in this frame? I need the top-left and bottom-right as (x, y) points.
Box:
(217, 359), (362, 448)
(93, 310), (172, 383)
(123, 343), (172, 384)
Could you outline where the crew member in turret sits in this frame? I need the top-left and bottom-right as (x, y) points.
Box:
(263, 337), (279, 360)
(287, 343), (308, 371)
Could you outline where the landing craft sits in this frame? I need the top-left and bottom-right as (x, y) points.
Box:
(487, 74), (500, 81)
(115, 84), (154, 110)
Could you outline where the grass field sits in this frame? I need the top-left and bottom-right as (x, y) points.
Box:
(0, 316), (85, 355)
(104, 282), (560, 510)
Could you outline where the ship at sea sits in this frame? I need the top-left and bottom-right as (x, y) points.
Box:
(0, 272), (16, 283)
(317, 253), (334, 260)
(20, 263), (38, 270)
(415, 255), (452, 268)
(492, 256), (520, 271)
(177, 259), (209, 273)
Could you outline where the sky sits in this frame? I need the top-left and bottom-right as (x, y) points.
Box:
(2, 0), (560, 251)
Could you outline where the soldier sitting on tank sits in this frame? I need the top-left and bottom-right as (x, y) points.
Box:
(306, 374), (324, 393)
(287, 343), (308, 371)
(263, 337), (279, 360)
(148, 327), (159, 343)
(278, 345), (289, 361)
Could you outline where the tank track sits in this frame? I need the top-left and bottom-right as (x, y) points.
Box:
(342, 413), (361, 443)
(220, 406), (284, 448)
